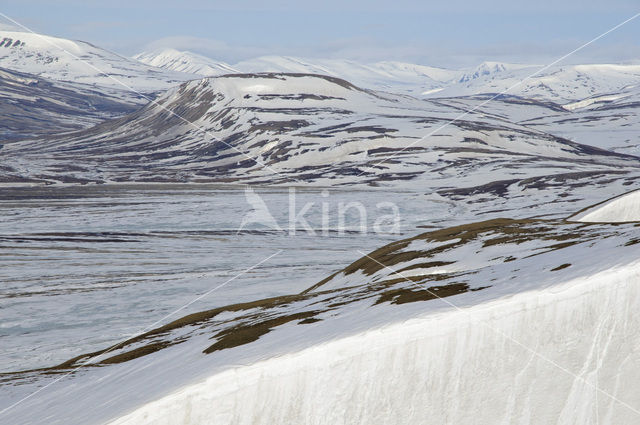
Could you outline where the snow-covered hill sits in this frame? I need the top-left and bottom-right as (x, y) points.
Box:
(509, 82), (640, 155)
(420, 82), (640, 157)
(5, 73), (638, 199)
(0, 30), (195, 101)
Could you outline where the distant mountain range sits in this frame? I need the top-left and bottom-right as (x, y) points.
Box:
(1, 29), (640, 205)
(3, 27), (640, 107)
(134, 48), (640, 104)
(134, 49), (460, 96)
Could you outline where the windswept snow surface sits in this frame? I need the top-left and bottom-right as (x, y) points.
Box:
(572, 189), (640, 222)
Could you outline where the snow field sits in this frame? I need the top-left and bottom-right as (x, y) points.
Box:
(109, 260), (640, 425)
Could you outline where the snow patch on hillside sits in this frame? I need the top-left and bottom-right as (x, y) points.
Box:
(573, 189), (640, 222)
(563, 93), (630, 111)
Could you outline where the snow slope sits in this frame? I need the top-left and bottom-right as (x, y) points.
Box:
(3, 218), (640, 424)
(0, 66), (137, 141)
(109, 262), (640, 425)
(571, 189), (640, 222)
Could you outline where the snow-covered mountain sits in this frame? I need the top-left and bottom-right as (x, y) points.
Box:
(234, 56), (461, 95)
(0, 30), (196, 102)
(3, 72), (638, 242)
(420, 77), (640, 157)
(0, 30), (203, 141)
(5, 28), (632, 112)
(133, 48), (239, 76)
(520, 87), (640, 156)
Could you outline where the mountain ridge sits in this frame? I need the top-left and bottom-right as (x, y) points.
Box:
(133, 47), (640, 104)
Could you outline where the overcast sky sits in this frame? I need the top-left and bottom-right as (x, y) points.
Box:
(2, 1), (640, 67)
